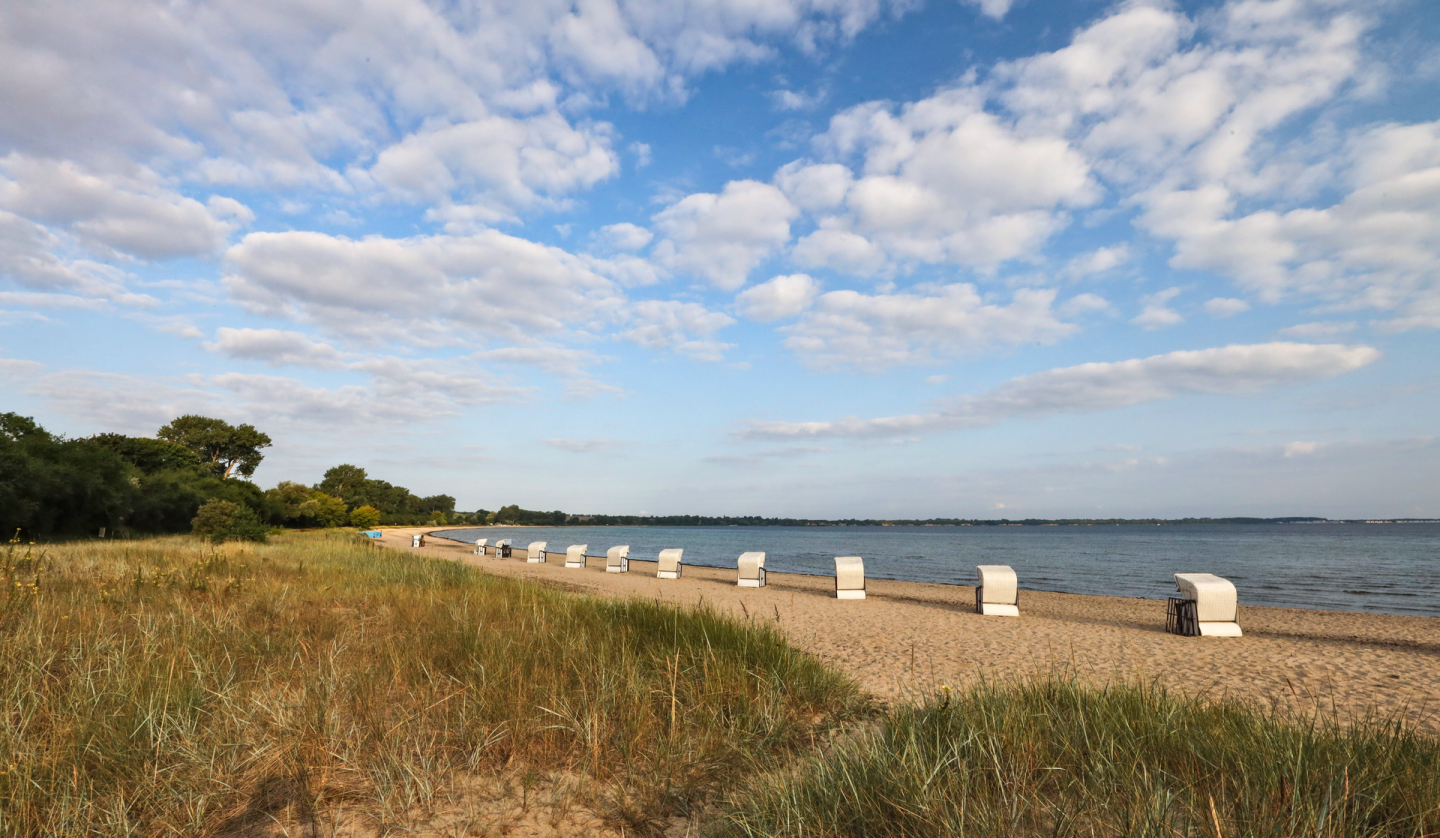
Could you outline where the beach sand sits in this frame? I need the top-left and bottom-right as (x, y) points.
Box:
(378, 528), (1440, 734)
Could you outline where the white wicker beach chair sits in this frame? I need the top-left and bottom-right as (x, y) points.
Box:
(834, 556), (865, 599)
(975, 565), (1019, 616)
(1169, 573), (1242, 637)
(657, 548), (684, 579)
(411, 534), (422, 547)
(565, 544), (587, 568)
(737, 552), (766, 587)
(473, 539), (488, 556)
(606, 545), (630, 573)
(495, 538), (512, 558)
(527, 541), (548, 563)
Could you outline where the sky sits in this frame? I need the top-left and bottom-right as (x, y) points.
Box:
(2, 0), (1438, 519)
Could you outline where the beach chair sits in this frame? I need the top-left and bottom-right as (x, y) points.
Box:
(975, 565), (1019, 616)
(737, 552), (766, 587)
(565, 545), (587, 568)
(606, 545), (630, 573)
(527, 541), (548, 563)
(496, 539), (512, 558)
(657, 548), (683, 579)
(473, 539), (488, 556)
(411, 534), (422, 547)
(1168, 573), (1242, 637)
(834, 556), (866, 599)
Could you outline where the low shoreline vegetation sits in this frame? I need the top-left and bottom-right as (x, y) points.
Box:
(0, 531), (863, 834)
(1, 532), (1435, 836)
(715, 680), (1440, 837)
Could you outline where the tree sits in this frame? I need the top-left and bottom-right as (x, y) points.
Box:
(265, 481), (314, 522)
(191, 500), (268, 543)
(349, 505), (381, 529)
(318, 464), (368, 502)
(298, 492), (348, 528)
(90, 434), (202, 474)
(157, 415), (272, 479)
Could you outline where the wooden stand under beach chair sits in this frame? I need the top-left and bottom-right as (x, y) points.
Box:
(473, 539), (488, 556)
(975, 565), (1020, 616)
(606, 545), (630, 573)
(527, 541), (548, 563)
(565, 545), (587, 568)
(657, 548), (683, 579)
(1167, 573), (1242, 637)
(737, 552), (766, 587)
(834, 556), (866, 599)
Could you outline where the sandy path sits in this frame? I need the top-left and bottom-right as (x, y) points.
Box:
(378, 528), (1440, 733)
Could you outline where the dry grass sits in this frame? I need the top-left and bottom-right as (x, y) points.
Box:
(0, 531), (865, 836)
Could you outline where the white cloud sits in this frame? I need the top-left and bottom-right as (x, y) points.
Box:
(1204, 297), (1250, 317)
(203, 327), (347, 369)
(735, 273), (819, 321)
(1284, 440), (1320, 457)
(542, 437), (631, 453)
(595, 222), (654, 251)
(223, 229), (622, 345)
(1131, 287), (1183, 329)
(620, 299), (736, 361)
(1064, 244), (1130, 280)
(1058, 292), (1113, 317)
(782, 285), (1077, 370)
(651, 180), (798, 290)
(925, 374), (948, 385)
(965, 0), (1014, 20)
(739, 342), (1380, 440)
(1278, 320), (1356, 338)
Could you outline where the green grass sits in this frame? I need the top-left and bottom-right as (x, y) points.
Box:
(711, 679), (1440, 837)
(0, 531), (865, 835)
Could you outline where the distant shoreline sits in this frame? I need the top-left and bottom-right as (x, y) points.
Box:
(419, 517), (1439, 528)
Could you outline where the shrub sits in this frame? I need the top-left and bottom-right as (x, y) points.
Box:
(189, 499), (268, 542)
(349, 504), (381, 529)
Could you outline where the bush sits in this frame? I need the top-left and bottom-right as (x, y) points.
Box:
(190, 499), (268, 542)
(349, 504), (381, 529)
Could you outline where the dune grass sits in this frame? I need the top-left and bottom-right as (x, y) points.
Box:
(711, 678), (1440, 838)
(0, 531), (865, 835)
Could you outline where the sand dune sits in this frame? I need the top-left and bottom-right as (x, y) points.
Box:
(380, 529), (1440, 733)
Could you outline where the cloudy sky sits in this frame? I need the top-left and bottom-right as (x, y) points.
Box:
(2, 0), (1438, 518)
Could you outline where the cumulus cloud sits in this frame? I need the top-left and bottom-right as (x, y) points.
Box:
(735, 273), (819, 321)
(1064, 245), (1130, 280)
(1131, 287), (1183, 329)
(651, 180), (798, 290)
(1278, 321), (1356, 338)
(595, 222), (654, 251)
(223, 229), (622, 345)
(620, 299), (736, 361)
(738, 342), (1380, 440)
(782, 285), (1077, 370)
(204, 327), (347, 369)
(1204, 297), (1250, 317)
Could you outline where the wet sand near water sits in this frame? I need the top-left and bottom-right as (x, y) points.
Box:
(378, 528), (1440, 734)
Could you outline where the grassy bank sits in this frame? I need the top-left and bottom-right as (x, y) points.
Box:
(713, 679), (1440, 837)
(0, 531), (864, 835)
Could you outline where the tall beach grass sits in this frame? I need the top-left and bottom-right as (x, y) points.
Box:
(0, 531), (865, 835)
(713, 678), (1440, 837)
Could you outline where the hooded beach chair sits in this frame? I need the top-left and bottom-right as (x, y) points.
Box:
(1168, 573), (1242, 637)
(737, 552), (766, 587)
(473, 539), (488, 556)
(657, 548), (683, 579)
(496, 538), (512, 558)
(975, 565), (1019, 616)
(411, 534), (422, 547)
(606, 545), (630, 573)
(527, 541), (548, 563)
(565, 544), (587, 568)
(834, 556), (866, 599)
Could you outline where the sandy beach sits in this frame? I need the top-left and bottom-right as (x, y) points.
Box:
(378, 528), (1440, 734)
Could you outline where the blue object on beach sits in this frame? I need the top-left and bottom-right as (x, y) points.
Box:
(361, 531), (382, 538)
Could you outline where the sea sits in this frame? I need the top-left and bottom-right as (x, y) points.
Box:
(430, 523), (1440, 618)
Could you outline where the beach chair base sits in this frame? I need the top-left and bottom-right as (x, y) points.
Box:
(565, 560), (585, 569)
(1167, 598), (1239, 636)
(657, 570), (681, 579)
(1198, 622), (1242, 637)
(606, 562), (628, 573)
(836, 589), (865, 600)
(738, 578), (764, 588)
(976, 587), (1019, 616)
(527, 557), (545, 564)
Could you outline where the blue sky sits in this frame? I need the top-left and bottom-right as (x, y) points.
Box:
(2, 0), (1438, 518)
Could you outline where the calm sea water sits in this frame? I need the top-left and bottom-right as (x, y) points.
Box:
(431, 524), (1440, 618)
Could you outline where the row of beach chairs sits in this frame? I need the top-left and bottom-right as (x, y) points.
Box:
(442, 537), (1240, 637)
